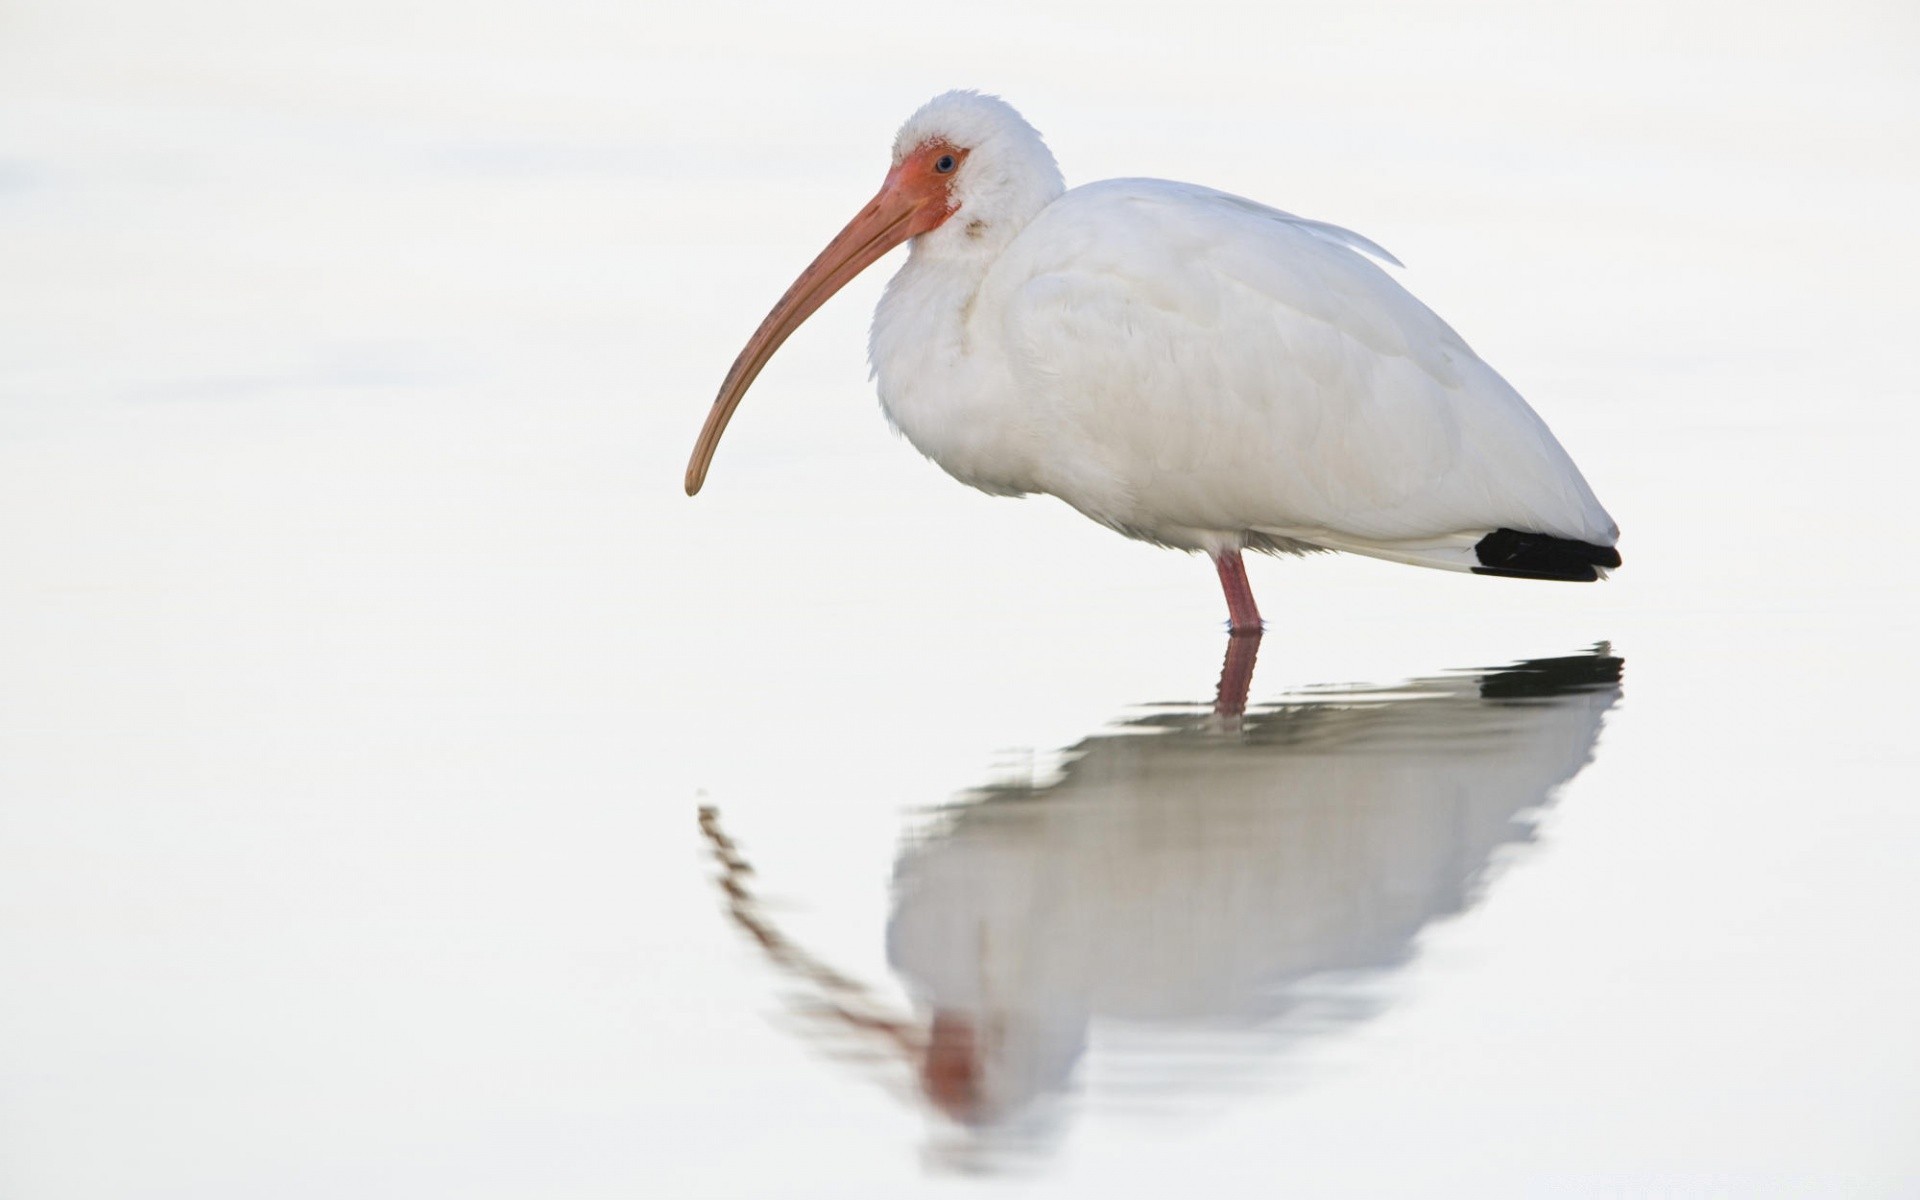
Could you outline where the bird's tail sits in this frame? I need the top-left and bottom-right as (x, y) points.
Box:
(1265, 528), (1620, 581)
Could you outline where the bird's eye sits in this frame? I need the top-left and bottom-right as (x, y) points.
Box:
(934, 154), (957, 174)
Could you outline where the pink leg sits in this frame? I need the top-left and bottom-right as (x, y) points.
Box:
(1212, 549), (1264, 636)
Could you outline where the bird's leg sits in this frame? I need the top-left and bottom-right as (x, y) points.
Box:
(1211, 549), (1264, 636)
(1210, 550), (1263, 719)
(1212, 628), (1262, 719)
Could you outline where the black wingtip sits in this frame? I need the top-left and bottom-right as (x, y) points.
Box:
(1472, 528), (1621, 582)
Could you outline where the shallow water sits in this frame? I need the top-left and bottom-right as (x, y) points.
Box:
(709, 650), (1626, 1160)
(2, 2), (1917, 1196)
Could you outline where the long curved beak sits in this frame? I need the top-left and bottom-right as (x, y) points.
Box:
(684, 170), (935, 496)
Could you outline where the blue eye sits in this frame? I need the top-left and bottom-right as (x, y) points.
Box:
(935, 154), (957, 174)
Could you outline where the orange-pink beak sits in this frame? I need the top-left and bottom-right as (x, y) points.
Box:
(685, 143), (967, 495)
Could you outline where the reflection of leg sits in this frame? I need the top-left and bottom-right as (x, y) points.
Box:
(1211, 550), (1264, 635)
(1213, 629), (1262, 718)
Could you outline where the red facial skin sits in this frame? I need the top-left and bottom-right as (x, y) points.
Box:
(685, 141), (970, 495)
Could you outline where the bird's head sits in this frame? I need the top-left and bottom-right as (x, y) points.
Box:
(684, 90), (1062, 495)
(888, 90), (1065, 260)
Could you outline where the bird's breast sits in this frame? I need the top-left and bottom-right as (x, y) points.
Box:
(870, 257), (1043, 498)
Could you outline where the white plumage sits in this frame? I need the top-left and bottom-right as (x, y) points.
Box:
(688, 91), (1621, 628)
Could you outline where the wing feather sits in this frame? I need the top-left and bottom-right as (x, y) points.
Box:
(982, 179), (1617, 551)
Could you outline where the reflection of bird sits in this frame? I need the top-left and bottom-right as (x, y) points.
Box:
(701, 650), (1623, 1154)
(886, 651), (1622, 1134)
(687, 91), (1621, 632)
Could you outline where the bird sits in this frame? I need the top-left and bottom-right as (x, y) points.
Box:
(685, 90), (1621, 634)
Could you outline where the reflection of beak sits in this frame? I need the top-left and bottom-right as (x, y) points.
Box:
(684, 165), (946, 496)
(920, 1011), (983, 1121)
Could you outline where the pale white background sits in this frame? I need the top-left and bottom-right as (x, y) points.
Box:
(1, 0), (1916, 1195)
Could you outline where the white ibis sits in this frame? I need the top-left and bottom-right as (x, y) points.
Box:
(686, 91), (1621, 634)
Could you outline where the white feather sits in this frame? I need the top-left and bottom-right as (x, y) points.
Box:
(869, 92), (1618, 567)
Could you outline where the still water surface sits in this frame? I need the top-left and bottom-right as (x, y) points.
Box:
(1, 2), (1916, 1196)
(706, 650), (1623, 1166)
